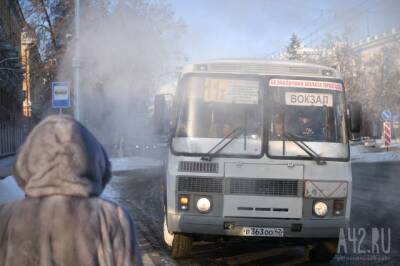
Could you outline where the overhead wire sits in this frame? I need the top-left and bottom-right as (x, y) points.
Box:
(267, 0), (375, 58)
(302, 0), (374, 47)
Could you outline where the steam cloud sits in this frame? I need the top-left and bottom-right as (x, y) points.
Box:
(58, 1), (183, 154)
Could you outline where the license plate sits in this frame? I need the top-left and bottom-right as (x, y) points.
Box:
(242, 227), (284, 237)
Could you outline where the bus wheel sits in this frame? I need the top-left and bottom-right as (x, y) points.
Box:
(171, 233), (193, 258)
(163, 216), (193, 258)
(308, 239), (338, 262)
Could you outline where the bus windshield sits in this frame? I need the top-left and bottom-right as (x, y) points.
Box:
(268, 79), (348, 159)
(172, 75), (263, 156)
(172, 76), (348, 160)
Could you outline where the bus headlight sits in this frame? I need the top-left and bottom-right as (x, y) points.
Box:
(179, 195), (190, 211)
(313, 201), (328, 217)
(196, 197), (211, 213)
(333, 199), (345, 216)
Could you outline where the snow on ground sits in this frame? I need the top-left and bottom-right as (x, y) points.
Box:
(1, 156), (163, 205)
(0, 176), (24, 205)
(110, 156), (163, 173)
(0, 155), (15, 178)
(351, 144), (400, 163)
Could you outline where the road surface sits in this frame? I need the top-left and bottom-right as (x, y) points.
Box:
(103, 161), (400, 265)
(1, 161), (399, 265)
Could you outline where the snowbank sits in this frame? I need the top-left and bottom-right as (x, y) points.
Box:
(351, 145), (400, 163)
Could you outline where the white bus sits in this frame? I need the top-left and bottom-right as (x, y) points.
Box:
(154, 59), (361, 262)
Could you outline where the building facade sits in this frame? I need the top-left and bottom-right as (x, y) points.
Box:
(352, 28), (400, 61)
(351, 29), (400, 139)
(21, 30), (42, 118)
(0, 0), (26, 156)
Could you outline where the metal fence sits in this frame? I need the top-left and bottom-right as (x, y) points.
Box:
(0, 122), (27, 157)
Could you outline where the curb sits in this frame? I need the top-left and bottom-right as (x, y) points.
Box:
(0, 153), (15, 160)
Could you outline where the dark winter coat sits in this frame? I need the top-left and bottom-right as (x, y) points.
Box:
(0, 115), (142, 266)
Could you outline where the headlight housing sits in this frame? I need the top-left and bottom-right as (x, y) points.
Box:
(178, 195), (190, 211)
(196, 197), (211, 213)
(313, 201), (328, 217)
(333, 199), (345, 216)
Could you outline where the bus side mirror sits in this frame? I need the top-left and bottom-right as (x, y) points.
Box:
(154, 94), (173, 134)
(348, 101), (362, 133)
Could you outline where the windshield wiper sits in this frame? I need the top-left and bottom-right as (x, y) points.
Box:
(201, 126), (244, 161)
(283, 132), (327, 165)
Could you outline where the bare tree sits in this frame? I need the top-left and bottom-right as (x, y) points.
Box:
(19, 0), (74, 117)
(319, 33), (400, 136)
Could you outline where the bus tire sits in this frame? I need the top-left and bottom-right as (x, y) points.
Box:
(308, 239), (338, 262)
(171, 233), (193, 258)
(163, 215), (193, 258)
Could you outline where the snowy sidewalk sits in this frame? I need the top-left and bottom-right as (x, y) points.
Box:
(110, 156), (163, 174)
(1, 156), (164, 205)
(351, 145), (400, 163)
(0, 155), (15, 179)
(1, 155), (163, 179)
(0, 176), (24, 204)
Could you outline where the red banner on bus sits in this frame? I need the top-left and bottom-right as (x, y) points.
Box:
(269, 79), (343, 91)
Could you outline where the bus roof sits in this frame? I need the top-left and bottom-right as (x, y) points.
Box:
(180, 59), (342, 79)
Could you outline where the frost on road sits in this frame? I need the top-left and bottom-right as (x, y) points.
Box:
(1, 150), (399, 264)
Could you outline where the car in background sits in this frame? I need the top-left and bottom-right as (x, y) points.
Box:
(350, 137), (362, 146)
(362, 136), (376, 147)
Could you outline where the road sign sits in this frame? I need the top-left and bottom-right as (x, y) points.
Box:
(52, 82), (70, 108)
(381, 109), (392, 121)
(384, 122), (391, 146)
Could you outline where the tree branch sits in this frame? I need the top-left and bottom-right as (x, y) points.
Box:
(38, 0), (58, 52)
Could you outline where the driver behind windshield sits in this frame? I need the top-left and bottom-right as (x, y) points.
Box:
(208, 121), (237, 138)
(288, 110), (324, 140)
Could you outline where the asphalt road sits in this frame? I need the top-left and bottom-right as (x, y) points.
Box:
(1, 161), (399, 265)
(102, 161), (399, 265)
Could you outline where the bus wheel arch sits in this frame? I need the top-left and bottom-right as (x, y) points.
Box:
(163, 215), (174, 247)
(163, 215), (193, 258)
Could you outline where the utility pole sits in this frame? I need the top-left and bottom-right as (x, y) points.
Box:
(73, 0), (80, 121)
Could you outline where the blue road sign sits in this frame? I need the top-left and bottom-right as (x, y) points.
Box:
(52, 82), (70, 108)
(381, 109), (392, 121)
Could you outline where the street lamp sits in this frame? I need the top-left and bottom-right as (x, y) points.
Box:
(73, 0), (80, 121)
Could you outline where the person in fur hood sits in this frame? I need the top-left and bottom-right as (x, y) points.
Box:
(0, 115), (142, 266)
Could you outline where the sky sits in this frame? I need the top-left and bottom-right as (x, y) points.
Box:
(169, 0), (400, 62)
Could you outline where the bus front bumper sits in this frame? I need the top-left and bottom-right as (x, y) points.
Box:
(167, 213), (347, 238)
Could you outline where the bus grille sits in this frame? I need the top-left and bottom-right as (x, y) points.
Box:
(229, 178), (303, 197)
(178, 176), (223, 193)
(178, 161), (218, 173)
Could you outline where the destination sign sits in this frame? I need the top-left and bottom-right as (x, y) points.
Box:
(269, 79), (343, 91)
(285, 92), (333, 107)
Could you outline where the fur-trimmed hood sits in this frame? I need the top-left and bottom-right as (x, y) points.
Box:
(14, 115), (111, 197)
(1, 115), (141, 265)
